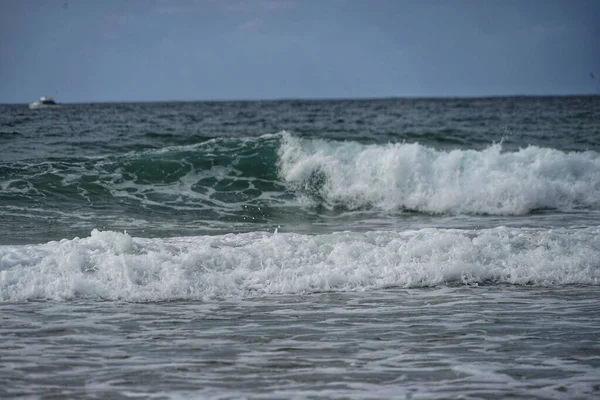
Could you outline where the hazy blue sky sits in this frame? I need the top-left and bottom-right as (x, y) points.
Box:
(1, 0), (598, 103)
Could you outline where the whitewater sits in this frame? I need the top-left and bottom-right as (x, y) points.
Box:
(1, 97), (599, 399)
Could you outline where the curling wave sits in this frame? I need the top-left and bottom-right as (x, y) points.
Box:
(1, 132), (599, 219)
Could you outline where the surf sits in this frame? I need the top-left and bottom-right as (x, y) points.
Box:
(1, 226), (599, 302)
(278, 132), (600, 215)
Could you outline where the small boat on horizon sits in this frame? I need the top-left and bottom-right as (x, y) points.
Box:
(29, 96), (59, 109)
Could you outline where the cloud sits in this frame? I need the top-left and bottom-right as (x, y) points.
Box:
(102, 31), (121, 40)
(152, 4), (204, 15)
(150, 0), (219, 15)
(238, 18), (263, 30)
(98, 14), (136, 38)
(152, 5), (198, 14)
(256, 0), (294, 11)
(104, 14), (136, 26)
(224, 0), (294, 13)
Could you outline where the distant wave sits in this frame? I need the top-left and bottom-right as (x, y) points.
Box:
(1, 132), (599, 217)
(1, 227), (599, 301)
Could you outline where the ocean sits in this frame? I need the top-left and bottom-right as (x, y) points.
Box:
(1, 96), (599, 399)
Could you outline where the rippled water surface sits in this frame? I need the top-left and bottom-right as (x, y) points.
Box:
(2, 287), (599, 399)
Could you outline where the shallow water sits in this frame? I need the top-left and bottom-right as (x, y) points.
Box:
(1, 287), (599, 399)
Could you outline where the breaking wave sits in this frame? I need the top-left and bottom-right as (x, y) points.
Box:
(1, 226), (599, 301)
(1, 132), (599, 219)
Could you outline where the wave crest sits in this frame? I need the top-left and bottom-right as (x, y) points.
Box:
(278, 133), (600, 215)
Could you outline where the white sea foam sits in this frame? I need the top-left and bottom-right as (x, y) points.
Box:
(1, 226), (598, 302)
(277, 133), (600, 214)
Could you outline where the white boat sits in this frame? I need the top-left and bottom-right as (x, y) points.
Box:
(29, 96), (59, 109)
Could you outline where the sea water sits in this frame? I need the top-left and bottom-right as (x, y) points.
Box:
(1, 97), (599, 399)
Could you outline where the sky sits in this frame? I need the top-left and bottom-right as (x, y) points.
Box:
(0, 0), (598, 103)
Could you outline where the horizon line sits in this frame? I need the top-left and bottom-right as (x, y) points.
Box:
(2, 93), (599, 105)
